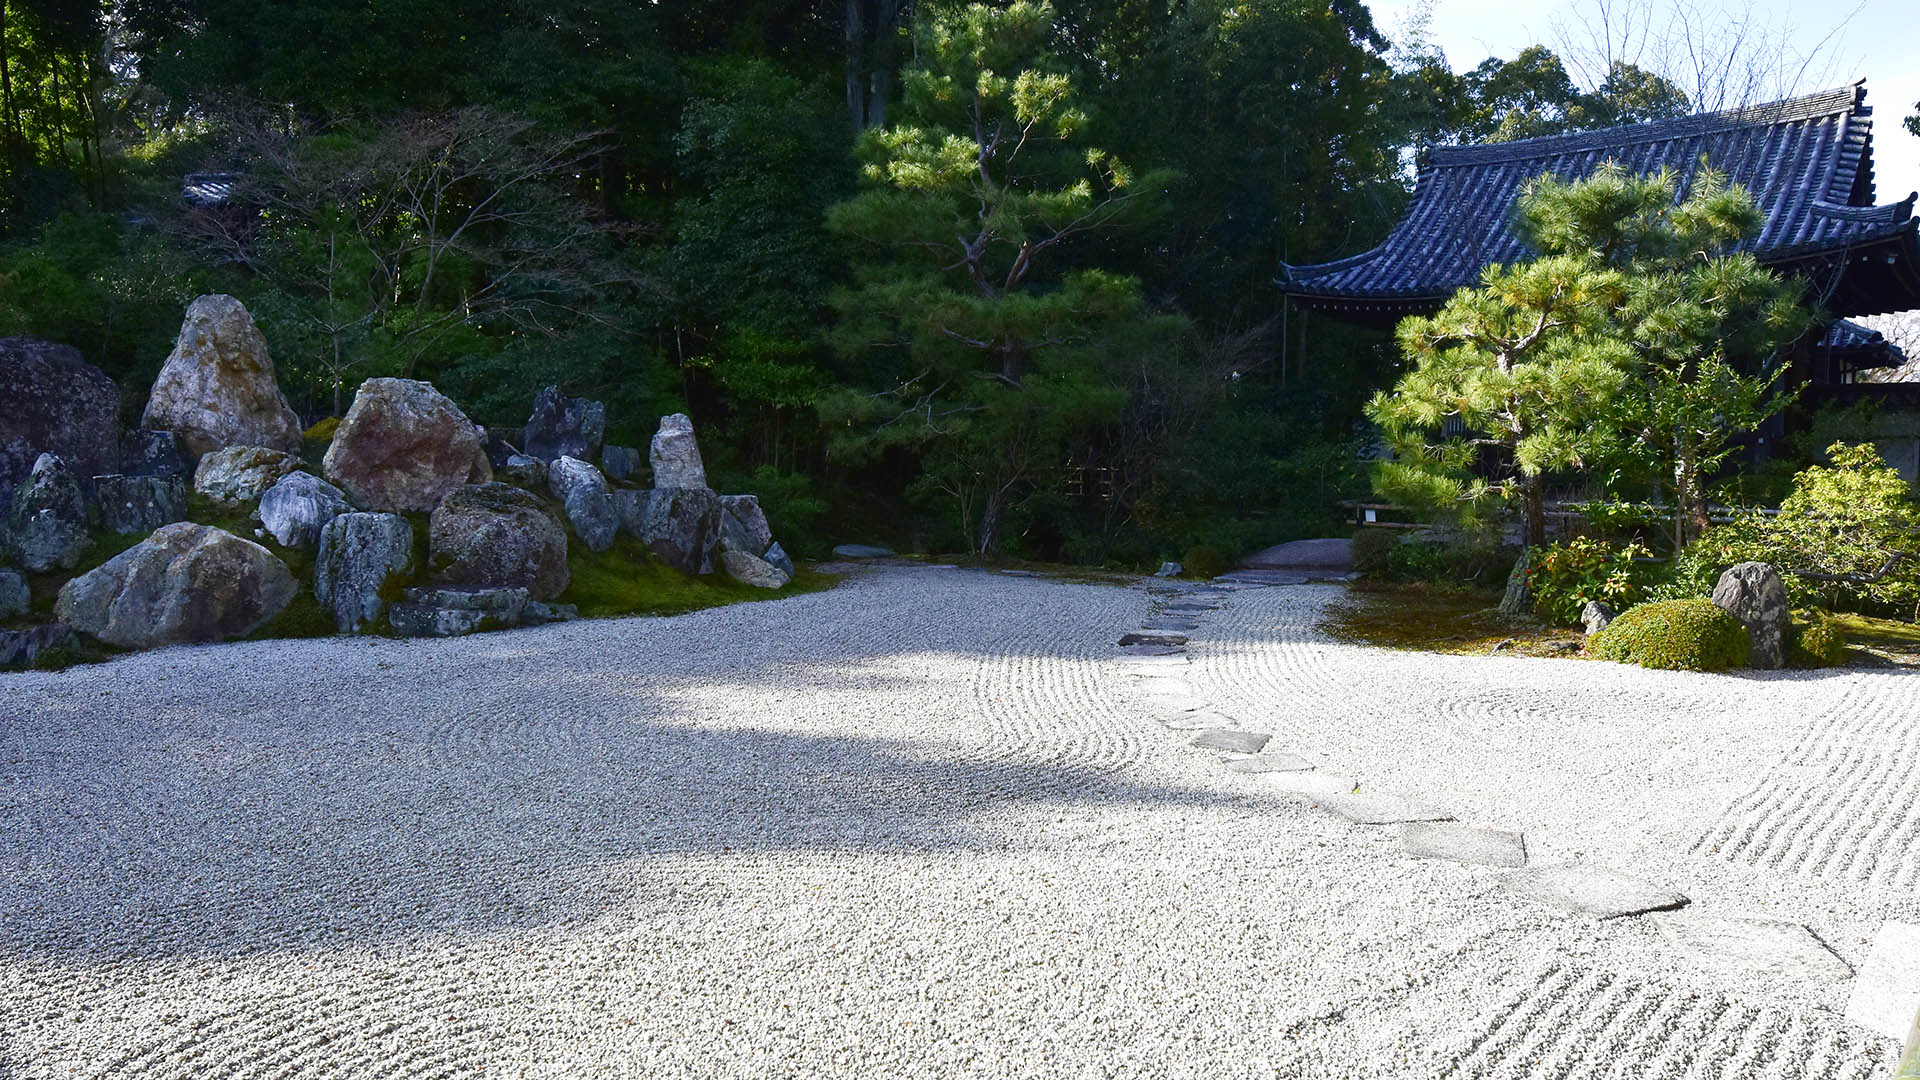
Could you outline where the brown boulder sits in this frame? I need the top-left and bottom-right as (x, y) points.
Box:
(141, 295), (302, 457)
(323, 378), (491, 513)
(428, 483), (569, 599)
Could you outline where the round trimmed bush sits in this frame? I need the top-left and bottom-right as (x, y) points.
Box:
(1588, 598), (1751, 672)
(1789, 614), (1849, 668)
(1182, 545), (1227, 580)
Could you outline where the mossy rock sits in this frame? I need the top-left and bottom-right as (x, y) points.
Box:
(1589, 598), (1751, 672)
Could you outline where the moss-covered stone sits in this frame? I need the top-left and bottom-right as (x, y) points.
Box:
(1589, 598), (1751, 672)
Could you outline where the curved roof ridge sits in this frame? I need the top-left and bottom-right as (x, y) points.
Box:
(1428, 82), (1865, 169)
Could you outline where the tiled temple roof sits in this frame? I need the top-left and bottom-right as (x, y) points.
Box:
(1821, 317), (1907, 370)
(1279, 82), (1920, 318)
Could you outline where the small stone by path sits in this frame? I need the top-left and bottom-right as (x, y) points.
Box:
(1314, 792), (1453, 825)
(1120, 644), (1186, 657)
(1401, 822), (1527, 867)
(1846, 922), (1920, 1040)
(1163, 709), (1237, 731)
(1224, 752), (1317, 774)
(1262, 771), (1358, 798)
(831, 544), (895, 559)
(1503, 867), (1689, 920)
(1189, 729), (1271, 754)
(1654, 914), (1851, 980)
(1142, 617), (1201, 631)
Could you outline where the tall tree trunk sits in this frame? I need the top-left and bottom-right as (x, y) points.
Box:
(1673, 441), (1709, 549)
(844, 0), (867, 129)
(1521, 475), (1547, 547)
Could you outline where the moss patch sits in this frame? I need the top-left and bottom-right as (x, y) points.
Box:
(1589, 599), (1750, 672)
(1825, 612), (1920, 666)
(561, 533), (836, 619)
(1322, 581), (1585, 657)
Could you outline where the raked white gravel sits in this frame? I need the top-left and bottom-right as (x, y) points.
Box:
(2, 564), (1915, 1078)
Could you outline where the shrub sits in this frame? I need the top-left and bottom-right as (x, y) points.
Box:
(1351, 528), (1395, 577)
(1528, 537), (1652, 624)
(1788, 613), (1849, 668)
(1766, 443), (1920, 613)
(1182, 545), (1228, 580)
(1589, 598), (1751, 672)
(1644, 521), (1772, 602)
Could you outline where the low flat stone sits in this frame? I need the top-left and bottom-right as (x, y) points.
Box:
(1655, 914), (1850, 979)
(1189, 729), (1271, 753)
(1503, 867), (1688, 920)
(1142, 617), (1200, 631)
(1262, 771), (1357, 797)
(1120, 632), (1189, 647)
(1133, 676), (1196, 694)
(1224, 752), (1316, 774)
(0, 623), (77, 668)
(1402, 822), (1527, 867)
(1120, 643), (1186, 657)
(832, 543), (895, 559)
(1314, 792), (1453, 825)
(524, 600), (580, 625)
(1163, 709), (1235, 731)
(1117, 656), (1188, 674)
(389, 603), (493, 638)
(404, 585), (531, 617)
(1845, 922), (1920, 1040)
(1239, 537), (1353, 571)
(1164, 602), (1219, 614)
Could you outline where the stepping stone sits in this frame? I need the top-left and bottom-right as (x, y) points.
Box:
(1261, 771), (1357, 797)
(1164, 603), (1219, 614)
(1141, 695), (1207, 714)
(1142, 617), (1200, 631)
(1134, 677), (1196, 694)
(1120, 632), (1190, 647)
(1845, 922), (1920, 1040)
(1163, 709), (1236, 731)
(1224, 752), (1316, 774)
(1655, 914), (1851, 980)
(1121, 644), (1186, 656)
(1313, 792), (1453, 825)
(1502, 867), (1688, 920)
(1401, 822), (1527, 867)
(1189, 729), (1270, 754)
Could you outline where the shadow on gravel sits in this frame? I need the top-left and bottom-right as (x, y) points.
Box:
(0, 581), (1263, 963)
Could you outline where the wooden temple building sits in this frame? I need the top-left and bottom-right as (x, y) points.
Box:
(1278, 80), (1920, 475)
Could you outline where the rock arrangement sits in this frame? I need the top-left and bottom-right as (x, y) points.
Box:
(0, 296), (799, 666)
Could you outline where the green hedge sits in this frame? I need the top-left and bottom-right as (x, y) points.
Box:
(1788, 613), (1849, 668)
(1589, 599), (1751, 672)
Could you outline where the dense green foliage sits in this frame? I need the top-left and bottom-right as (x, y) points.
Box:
(1788, 612), (1849, 668)
(1589, 598), (1751, 671)
(1527, 537), (1651, 625)
(1368, 164), (1810, 547)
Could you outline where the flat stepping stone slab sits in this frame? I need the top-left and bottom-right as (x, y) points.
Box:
(1845, 921), (1920, 1039)
(1164, 603), (1219, 614)
(1163, 709), (1237, 731)
(1188, 729), (1271, 754)
(1261, 771), (1357, 797)
(1655, 914), (1850, 980)
(1502, 867), (1688, 920)
(1119, 632), (1189, 647)
(1142, 617), (1201, 631)
(1314, 792), (1453, 825)
(1401, 822), (1527, 867)
(1120, 643), (1186, 656)
(1224, 752), (1316, 774)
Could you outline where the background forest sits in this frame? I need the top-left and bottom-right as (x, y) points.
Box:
(2, 0), (1914, 566)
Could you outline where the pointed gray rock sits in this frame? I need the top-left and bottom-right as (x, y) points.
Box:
(649, 413), (707, 489)
(314, 512), (415, 634)
(763, 541), (795, 576)
(1402, 822), (1527, 866)
(6, 453), (91, 572)
(258, 472), (350, 548)
(193, 444), (301, 504)
(141, 294), (302, 457)
(600, 444), (641, 482)
(1503, 866), (1688, 920)
(548, 456), (617, 552)
(719, 494), (774, 556)
(523, 386), (606, 464)
(1712, 561), (1789, 669)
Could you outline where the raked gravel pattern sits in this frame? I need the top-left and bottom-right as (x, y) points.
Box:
(2, 565), (1915, 1077)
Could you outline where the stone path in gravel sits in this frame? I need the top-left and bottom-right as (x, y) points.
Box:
(3, 564), (1916, 1078)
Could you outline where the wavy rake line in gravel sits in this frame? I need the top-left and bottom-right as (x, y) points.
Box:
(1437, 963), (1893, 1080)
(1693, 679), (1920, 889)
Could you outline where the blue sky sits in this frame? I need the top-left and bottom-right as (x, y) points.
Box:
(1369, 0), (1920, 202)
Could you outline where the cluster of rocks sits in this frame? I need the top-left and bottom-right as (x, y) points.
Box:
(3, 293), (797, 664)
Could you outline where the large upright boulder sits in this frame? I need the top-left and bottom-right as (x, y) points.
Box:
(315, 512), (415, 634)
(429, 483), (569, 599)
(1712, 562), (1790, 669)
(523, 386), (606, 463)
(548, 456), (618, 552)
(5, 453), (92, 572)
(55, 523), (294, 648)
(141, 295), (302, 458)
(323, 378), (491, 513)
(194, 445), (302, 504)
(259, 472), (351, 549)
(650, 413), (707, 490)
(617, 487), (720, 576)
(0, 338), (120, 505)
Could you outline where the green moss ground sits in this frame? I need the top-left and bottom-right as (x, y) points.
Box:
(562, 533), (835, 618)
(1321, 581), (1585, 657)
